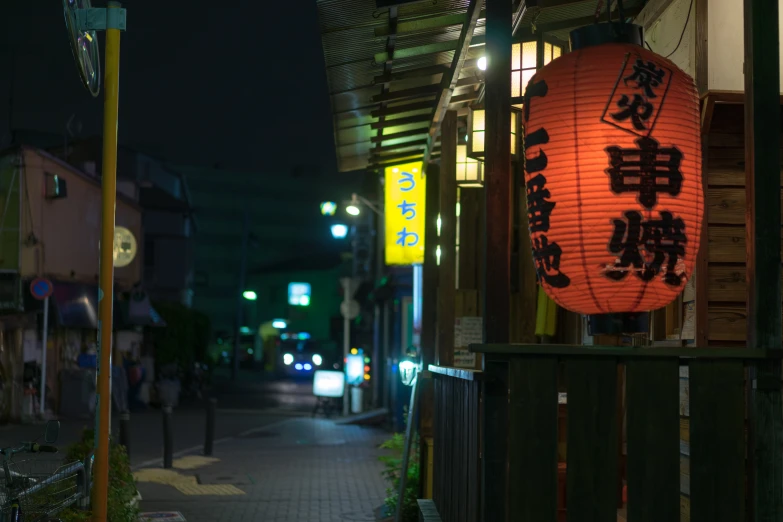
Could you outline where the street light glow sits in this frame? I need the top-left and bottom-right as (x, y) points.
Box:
(272, 319), (287, 329)
(242, 290), (257, 301)
(320, 201), (337, 216)
(477, 56), (487, 71)
(331, 224), (348, 238)
(346, 204), (360, 216)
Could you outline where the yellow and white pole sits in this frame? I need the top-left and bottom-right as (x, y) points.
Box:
(93, 2), (122, 520)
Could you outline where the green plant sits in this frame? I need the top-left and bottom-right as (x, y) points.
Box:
(151, 302), (212, 370)
(379, 432), (420, 522)
(58, 429), (139, 522)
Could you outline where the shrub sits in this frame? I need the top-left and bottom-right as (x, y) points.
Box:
(58, 429), (139, 522)
(379, 432), (419, 522)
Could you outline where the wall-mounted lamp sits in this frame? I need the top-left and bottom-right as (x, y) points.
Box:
(456, 144), (483, 187)
(467, 107), (522, 161)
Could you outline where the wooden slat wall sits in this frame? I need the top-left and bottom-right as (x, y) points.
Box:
(706, 105), (752, 344)
(705, 103), (783, 343)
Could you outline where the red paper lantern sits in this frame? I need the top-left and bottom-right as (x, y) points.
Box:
(523, 42), (702, 314)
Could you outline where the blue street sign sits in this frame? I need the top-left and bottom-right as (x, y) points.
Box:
(30, 278), (54, 301)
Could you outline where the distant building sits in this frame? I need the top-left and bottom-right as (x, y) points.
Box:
(53, 137), (197, 307)
(0, 146), (157, 420)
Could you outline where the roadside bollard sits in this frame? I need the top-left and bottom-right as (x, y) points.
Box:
(204, 398), (216, 456)
(162, 405), (173, 469)
(119, 412), (131, 459)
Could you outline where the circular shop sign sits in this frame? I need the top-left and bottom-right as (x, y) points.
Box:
(114, 226), (138, 268)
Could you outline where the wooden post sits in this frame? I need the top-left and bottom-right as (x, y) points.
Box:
(459, 188), (483, 292)
(512, 159), (538, 344)
(437, 111), (458, 367)
(419, 162), (440, 498)
(421, 163), (440, 375)
(483, 0), (512, 345)
(743, 0), (783, 520)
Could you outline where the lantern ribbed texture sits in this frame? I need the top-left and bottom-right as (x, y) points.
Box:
(523, 43), (703, 314)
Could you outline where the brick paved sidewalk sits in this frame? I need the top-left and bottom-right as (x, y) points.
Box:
(136, 418), (391, 522)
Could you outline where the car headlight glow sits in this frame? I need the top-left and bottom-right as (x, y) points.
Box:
(283, 353), (294, 365)
(312, 354), (323, 366)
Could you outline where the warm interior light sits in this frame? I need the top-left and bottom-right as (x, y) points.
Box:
(477, 56), (487, 71)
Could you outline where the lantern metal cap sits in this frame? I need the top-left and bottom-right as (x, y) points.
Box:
(569, 22), (644, 50)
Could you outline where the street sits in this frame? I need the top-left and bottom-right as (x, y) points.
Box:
(0, 371), (390, 521)
(0, 371), (319, 468)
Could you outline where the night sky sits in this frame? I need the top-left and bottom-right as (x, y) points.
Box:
(0, 3), (337, 174)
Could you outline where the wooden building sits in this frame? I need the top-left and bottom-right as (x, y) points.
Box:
(316, 0), (783, 520)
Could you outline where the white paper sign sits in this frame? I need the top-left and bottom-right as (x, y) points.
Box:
(454, 317), (482, 368)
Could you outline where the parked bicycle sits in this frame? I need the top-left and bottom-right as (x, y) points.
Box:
(0, 421), (92, 522)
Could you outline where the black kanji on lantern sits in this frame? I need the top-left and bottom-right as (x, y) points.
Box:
(623, 59), (666, 99)
(533, 236), (571, 288)
(524, 128), (549, 173)
(524, 79), (571, 289)
(527, 174), (556, 233)
(605, 136), (683, 209)
(611, 94), (654, 131)
(606, 210), (687, 286)
(601, 54), (672, 137)
(523, 80), (548, 123)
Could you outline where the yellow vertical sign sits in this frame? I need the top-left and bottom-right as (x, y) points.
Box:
(385, 161), (426, 265)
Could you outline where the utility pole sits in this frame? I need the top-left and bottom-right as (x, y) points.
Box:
(93, 3), (125, 520)
(233, 210), (249, 380)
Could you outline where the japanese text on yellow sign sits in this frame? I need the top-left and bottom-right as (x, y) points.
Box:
(385, 161), (426, 265)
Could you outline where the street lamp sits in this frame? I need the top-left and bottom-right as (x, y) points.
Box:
(242, 290), (257, 301)
(345, 193), (382, 217)
(331, 224), (349, 239)
(477, 56), (487, 71)
(272, 319), (287, 329)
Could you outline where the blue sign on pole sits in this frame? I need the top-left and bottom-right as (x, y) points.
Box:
(30, 278), (54, 301)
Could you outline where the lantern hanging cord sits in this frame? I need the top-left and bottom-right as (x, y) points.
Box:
(645, 0), (694, 59)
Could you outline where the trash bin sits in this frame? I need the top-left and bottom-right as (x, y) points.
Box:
(351, 386), (363, 414)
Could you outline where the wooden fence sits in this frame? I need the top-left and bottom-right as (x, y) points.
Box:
(432, 367), (482, 522)
(430, 344), (780, 522)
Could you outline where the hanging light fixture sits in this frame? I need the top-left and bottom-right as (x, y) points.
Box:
(456, 144), (483, 187)
(467, 107), (522, 161)
(522, 21), (703, 314)
(510, 36), (566, 106)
